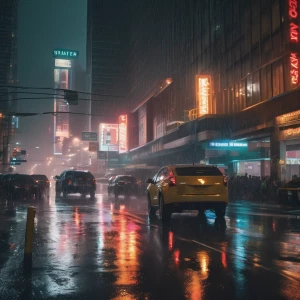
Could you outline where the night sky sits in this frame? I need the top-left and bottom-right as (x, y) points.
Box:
(17, 0), (87, 162)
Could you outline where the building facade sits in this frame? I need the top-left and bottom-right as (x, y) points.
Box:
(87, 0), (300, 180)
(86, 0), (129, 132)
(0, 0), (18, 172)
(122, 0), (300, 180)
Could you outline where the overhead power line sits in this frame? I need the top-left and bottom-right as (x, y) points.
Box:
(8, 111), (114, 117)
(0, 85), (125, 98)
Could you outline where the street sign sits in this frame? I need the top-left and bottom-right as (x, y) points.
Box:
(10, 161), (21, 165)
(98, 151), (107, 160)
(89, 142), (98, 152)
(10, 158), (27, 163)
(53, 49), (79, 59)
(82, 132), (98, 141)
(98, 151), (119, 160)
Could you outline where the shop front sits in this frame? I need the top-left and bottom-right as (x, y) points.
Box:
(276, 110), (300, 181)
(204, 139), (270, 177)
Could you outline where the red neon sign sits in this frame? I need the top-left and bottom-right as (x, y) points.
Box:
(289, 0), (299, 85)
(118, 115), (128, 154)
(290, 53), (299, 84)
(290, 22), (299, 43)
(289, 0), (298, 19)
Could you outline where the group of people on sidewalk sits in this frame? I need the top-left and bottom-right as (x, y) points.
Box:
(227, 173), (289, 203)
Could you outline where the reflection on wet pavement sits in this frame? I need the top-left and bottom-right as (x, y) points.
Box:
(0, 186), (299, 299)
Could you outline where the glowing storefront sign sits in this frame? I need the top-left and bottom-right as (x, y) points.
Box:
(55, 59), (72, 68)
(282, 127), (300, 139)
(99, 123), (119, 152)
(118, 115), (128, 154)
(196, 75), (211, 116)
(209, 141), (248, 148)
(53, 49), (79, 58)
(286, 158), (300, 164)
(288, 0), (299, 85)
(276, 110), (300, 126)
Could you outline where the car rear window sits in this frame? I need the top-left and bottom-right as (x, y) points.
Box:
(31, 175), (48, 181)
(14, 175), (36, 185)
(119, 176), (136, 183)
(74, 172), (94, 179)
(175, 167), (223, 176)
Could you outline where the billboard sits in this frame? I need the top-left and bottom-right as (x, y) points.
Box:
(55, 59), (71, 68)
(99, 123), (119, 152)
(118, 115), (128, 153)
(54, 68), (70, 154)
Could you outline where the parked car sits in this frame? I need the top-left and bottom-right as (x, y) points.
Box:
(108, 175), (139, 198)
(146, 164), (228, 221)
(54, 170), (96, 199)
(6, 174), (40, 201)
(31, 174), (50, 198)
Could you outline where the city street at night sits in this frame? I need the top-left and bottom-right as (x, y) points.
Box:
(0, 184), (300, 300)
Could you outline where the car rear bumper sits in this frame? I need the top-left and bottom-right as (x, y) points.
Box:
(65, 186), (96, 193)
(167, 201), (227, 211)
(165, 193), (228, 205)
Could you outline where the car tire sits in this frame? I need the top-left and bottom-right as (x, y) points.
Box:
(215, 207), (226, 218)
(148, 194), (156, 217)
(159, 194), (172, 222)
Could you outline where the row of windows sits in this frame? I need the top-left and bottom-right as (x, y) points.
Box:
(221, 57), (286, 114)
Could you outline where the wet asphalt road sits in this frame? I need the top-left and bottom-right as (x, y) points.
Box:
(0, 184), (300, 300)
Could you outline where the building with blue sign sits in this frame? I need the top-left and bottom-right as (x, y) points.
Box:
(87, 0), (300, 180)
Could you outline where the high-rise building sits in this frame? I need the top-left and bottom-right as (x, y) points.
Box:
(87, 0), (300, 180)
(125, 0), (300, 180)
(0, 0), (19, 171)
(86, 0), (129, 132)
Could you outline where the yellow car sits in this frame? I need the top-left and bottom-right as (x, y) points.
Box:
(146, 164), (228, 221)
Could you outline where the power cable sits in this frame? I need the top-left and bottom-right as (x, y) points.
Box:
(0, 85), (125, 98)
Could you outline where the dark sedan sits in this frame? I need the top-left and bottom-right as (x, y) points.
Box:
(6, 174), (40, 201)
(108, 175), (139, 198)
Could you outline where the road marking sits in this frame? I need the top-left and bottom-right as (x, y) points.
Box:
(175, 236), (300, 283)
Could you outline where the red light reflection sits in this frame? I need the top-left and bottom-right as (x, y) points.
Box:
(168, 231), (174, 251)
(174, 249), (180, 266)
(221, 252), (227, 268)
(73, 207), (81, 226)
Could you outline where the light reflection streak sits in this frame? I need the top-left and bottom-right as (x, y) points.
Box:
(221, 243), (227, 268)
(168, 231), (174, 251)
(173, 249), (180, 266)
(42, 201), (78, 296)
(184, 270), (203, 300)
(115, 214), (138, 286)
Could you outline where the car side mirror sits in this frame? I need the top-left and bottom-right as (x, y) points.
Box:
(146, 178), (154, 184)
(54, 175), (59, 180)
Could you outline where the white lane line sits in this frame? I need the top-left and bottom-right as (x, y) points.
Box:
(175, 236), (300, 283)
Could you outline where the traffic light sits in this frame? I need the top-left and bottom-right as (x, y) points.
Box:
(13, 148), (17, 158)
(64, 90), (78, 105)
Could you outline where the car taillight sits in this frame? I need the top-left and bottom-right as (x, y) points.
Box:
(169, 176), (176, 187)
(223, 177), (227, 187)
(46, 180), (50, 183)
(93, 179), (96, 184)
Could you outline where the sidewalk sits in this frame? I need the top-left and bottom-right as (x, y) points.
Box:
(230, 200), (300, 215)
